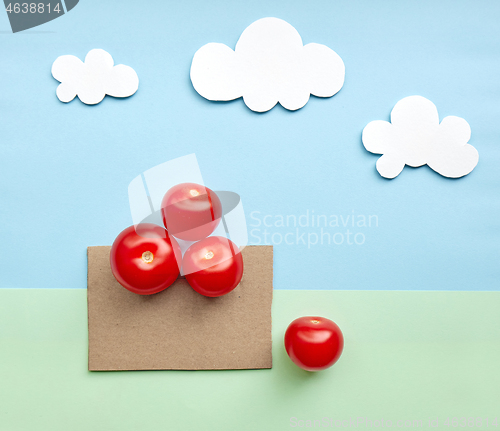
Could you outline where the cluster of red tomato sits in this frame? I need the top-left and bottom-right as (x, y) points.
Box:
(110, 182), (244, 298)
(109, 182), (344, 372)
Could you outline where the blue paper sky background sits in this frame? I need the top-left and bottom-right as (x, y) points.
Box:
(0, 0), (498, 290)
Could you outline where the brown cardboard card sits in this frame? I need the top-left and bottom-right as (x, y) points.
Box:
(87, 245), (273, 371)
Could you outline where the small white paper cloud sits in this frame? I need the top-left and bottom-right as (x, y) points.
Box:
(362, 96), (479, 179)
(190, 17), (345, 112)
(51, 49), (139, 105)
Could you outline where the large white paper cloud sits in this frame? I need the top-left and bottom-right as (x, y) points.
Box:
(51, 49), (139, 105)
(190, 17), (345, 112)
(362, 96), (479, 179)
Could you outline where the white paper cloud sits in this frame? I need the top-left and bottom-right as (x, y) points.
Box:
(362, 96), (479, 179)
(51, 49), (139, 105)
(190, 17), (345, 112)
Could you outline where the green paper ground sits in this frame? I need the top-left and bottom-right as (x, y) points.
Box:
(1, 289), (499, 431)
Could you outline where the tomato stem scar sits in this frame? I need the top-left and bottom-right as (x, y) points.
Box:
(190, 189), (200, 197)
(142, 251), (154, 263)
(204, 251), (214, 260)
(311, 319), (320, 324)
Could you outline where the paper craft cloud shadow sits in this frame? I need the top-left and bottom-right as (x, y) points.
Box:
(51, 49), (139, 105)
(362, 96), (479, 179)
(190, 17), (345, 113)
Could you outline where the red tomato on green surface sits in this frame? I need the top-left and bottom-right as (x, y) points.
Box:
(161, 182), (222, 242)
(284, 316), (344, 371)
(182, 236), (243, 297)
(110, 224), (181, 295)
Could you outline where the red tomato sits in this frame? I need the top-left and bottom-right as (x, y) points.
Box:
(110, 224), (181, 295)
(161, 182), (222, 242)
(284, 316), (344, 371)
(182, 236), (243, 297)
